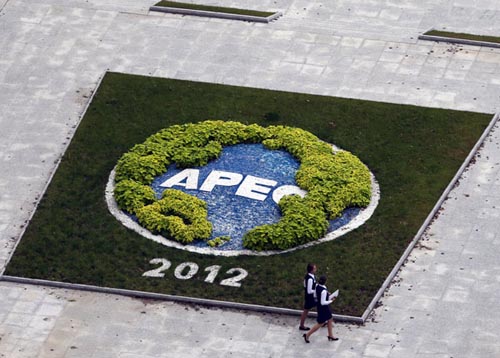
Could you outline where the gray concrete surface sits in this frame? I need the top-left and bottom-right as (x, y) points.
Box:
(1, 0), (500, 357)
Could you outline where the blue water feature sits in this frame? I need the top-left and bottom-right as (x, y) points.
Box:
(147, 143), (359, 251)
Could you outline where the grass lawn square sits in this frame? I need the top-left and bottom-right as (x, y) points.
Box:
(5, 72), (491, 316)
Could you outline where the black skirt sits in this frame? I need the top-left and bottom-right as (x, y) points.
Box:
(316, 303), (332, 323)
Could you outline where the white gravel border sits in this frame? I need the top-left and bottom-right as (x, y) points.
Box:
(105, 162), (380, 257)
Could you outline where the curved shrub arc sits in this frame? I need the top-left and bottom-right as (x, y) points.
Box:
(113, 120), (372, 251)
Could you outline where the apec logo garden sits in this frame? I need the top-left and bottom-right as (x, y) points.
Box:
(5, 72), (491, 318)
(107, 121), (379, 256)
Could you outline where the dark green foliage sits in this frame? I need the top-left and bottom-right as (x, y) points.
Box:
(5, 73), (491, 316)
(264, 112), (281, 122)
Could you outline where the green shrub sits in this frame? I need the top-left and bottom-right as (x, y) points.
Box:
(115, 152), (169, 184)
(171, 140), (222, 167)
(243, 195), (328, 250)
(207, 236), (231, 247)
(135, 189), (212, 243)
(114, 179), (156, 214)
(263, 125), (332, 160)
(296, 151), (371, 218)
(113, 121), (372, 250)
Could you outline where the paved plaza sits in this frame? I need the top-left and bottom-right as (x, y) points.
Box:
(1, 0), (500, 357)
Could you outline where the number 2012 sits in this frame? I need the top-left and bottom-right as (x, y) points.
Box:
(142, 258), (248, 288)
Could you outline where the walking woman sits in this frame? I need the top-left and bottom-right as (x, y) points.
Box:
(302, 275), (339, 343)
(299, 263), (317, 331)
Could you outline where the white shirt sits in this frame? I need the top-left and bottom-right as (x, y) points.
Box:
(305, 273), (316, 295)
(318, 284), (333, 306)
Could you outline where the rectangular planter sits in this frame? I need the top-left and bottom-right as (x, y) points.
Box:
(150, 5), (282, 23)
(419, 33), (500, 49)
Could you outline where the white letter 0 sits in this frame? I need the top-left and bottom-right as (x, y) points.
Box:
(272, 185), (307, 204)
(174, 262), (199, 280)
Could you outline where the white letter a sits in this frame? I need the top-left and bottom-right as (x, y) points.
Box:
(160, 169), (200, 189)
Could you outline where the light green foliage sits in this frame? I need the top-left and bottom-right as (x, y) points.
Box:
(296, 151), (371, 219)
(207, 236), (231, 247)
(135, 189), (212, 243)
(243, 195), (328, 250)
(113, 120), (372, 249)
(114, 179), (156, 214)
(172, 140), (222, 168)
(115, 152), (169, 184)
(263, 125), (332, 160)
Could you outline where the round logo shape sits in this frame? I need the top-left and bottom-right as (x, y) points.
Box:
(106, 121), (379, 256)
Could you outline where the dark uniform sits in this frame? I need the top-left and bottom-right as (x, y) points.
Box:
(303, 273), (317, 310)
(315, 284), (333, 324)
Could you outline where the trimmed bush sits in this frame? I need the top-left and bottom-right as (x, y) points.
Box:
(135, 189), (212, 243)
(207, 236), (231, 247)
(114, 179), (156, 214)
(243, 195), (329, 250)
(113, 120), (372, 249)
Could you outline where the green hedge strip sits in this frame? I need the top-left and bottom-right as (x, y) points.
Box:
(424, 30), (500, 44)
(154, 1), (275, 17)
